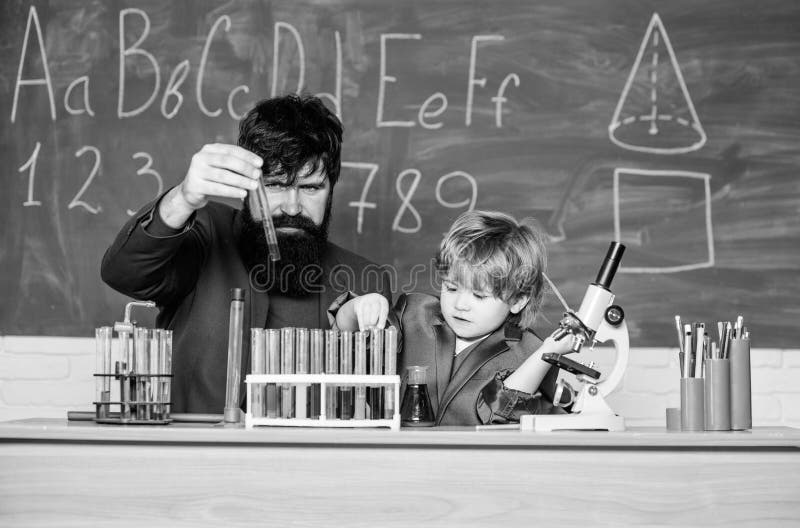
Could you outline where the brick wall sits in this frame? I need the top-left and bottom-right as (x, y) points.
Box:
(1, 335), (798, 427)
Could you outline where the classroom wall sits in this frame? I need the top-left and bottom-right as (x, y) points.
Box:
(1, 335), (798, 427)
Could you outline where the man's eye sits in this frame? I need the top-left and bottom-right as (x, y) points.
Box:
(264, 183), (285, 191)
(300, 185), (323, 193)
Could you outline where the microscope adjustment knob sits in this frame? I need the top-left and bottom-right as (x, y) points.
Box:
(605, 305), (624, 326)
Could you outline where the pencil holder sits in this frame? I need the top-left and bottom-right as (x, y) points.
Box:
(729, 338), (752, 430)
(680, 378), (704, 431)
(703, 358), (731, 431)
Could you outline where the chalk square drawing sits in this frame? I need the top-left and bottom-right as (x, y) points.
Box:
(608, 13), (707, 155)
(613, 168), (714, 273)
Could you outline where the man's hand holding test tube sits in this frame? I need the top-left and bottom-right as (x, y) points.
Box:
(154, 143), (280, 261)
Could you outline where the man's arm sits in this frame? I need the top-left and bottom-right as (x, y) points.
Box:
(159, 143), (263, 228)
(101, 143), (264, 303)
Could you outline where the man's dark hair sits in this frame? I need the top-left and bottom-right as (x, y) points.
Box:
(238, 94), (343, 187)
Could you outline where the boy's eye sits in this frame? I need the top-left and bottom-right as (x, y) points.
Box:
(473, 293), (487, 300)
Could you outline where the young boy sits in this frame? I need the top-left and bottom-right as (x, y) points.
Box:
(335, 210), (571, 426)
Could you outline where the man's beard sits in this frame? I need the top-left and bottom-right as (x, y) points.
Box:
(239, 200), (331, 297)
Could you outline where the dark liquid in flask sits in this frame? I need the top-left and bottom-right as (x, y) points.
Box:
(400, 384), (435, 427)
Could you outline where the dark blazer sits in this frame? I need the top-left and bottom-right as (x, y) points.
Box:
(101, 195), (391, 414)
(394, 293), (560, 426)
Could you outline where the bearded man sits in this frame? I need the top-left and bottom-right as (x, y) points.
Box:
(101, 95), (392, 414)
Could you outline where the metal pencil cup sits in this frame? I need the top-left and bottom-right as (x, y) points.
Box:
(680, 378), (704, 432)
(703, 358), (731, 431)
(729, 338), (752, 430)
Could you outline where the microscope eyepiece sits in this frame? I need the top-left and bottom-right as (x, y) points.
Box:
(594, 242), (625, 289)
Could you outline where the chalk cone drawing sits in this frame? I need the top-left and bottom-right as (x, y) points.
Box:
(609, 13), (706, 154)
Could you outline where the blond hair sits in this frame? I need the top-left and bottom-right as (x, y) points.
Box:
(436, 210), (547, 330)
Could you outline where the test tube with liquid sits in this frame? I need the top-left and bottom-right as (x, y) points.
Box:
(338, 331), (354, 420)
(253, 179), (281, 262)
(369, 328), (384, 419)
(250, 328), (266, 418)
(95, 327), (113, 419)
(384, 326), (398, 419)
(134, 327), (150, 420)
(158, 329), (173, 420)
(324, 329), (339, 419)
(149, 330), (161, 419)
(309, 329), (323, 418)
(281, 327), (295, 418)
(295, 328), (309, 419)
(265, 329), (281, 418)
(353, 331), (368, 420)
(118, 330), (132, 421)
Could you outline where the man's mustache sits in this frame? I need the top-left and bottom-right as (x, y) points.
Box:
(272, 213), (319, 234)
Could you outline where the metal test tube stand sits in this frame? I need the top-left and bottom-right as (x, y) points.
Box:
(112, 301), (156, 422)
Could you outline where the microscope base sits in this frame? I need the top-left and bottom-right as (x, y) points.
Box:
(520, 412), (626, 432)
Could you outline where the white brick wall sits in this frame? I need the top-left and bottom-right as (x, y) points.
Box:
(1, 335), (799, 428)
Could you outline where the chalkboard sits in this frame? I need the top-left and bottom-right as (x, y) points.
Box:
(1, 0), (799, 347)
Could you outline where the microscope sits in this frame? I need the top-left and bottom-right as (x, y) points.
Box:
(520, 242), (630, 432)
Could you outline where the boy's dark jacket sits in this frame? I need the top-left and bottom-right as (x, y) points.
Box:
(393, 293), (562, 426)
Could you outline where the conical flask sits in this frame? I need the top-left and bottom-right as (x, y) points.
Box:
(400, 365), (435, 427)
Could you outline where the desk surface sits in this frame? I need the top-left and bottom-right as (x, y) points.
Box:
(1, 417), (798, 449)
(2, 419), (800, 527)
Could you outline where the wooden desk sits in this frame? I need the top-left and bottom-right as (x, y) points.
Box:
(1, 419), (798, 527)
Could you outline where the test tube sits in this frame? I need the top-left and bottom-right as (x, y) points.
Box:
(295, 328), (309, 419)
(253, 179), (281, 261)
(309, 329), (323, 418)
(384, 326), (398, 419)
(324, 329), (339, 419)
(134, 327), (150, 420)
(338, 330), (354, 420)
(158, 329), (173, 420)
(224, 288), (245, 424)
(250, 328), (266, 418)
(281, 327), (295, 418)
(118, 330), (132, 421)
(265, 329), (281, 418)
(369, 327), (384, 419)
(95, 327), (112, 419)
(353, 331), (368, 420)
(149, 330), (161, 419)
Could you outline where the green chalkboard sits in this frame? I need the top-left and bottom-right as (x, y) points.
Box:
(1, 0), (799, 347)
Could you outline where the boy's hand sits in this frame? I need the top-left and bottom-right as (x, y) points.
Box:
(352, 293), (389, 330)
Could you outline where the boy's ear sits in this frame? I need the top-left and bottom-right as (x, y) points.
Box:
(509, 296), (529, 314)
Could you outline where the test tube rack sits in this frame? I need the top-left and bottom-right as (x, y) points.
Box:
(93, 301), (173, 425)
(246, 326), (400, 430)
(93, 370), (173, 425)
(245, 374), (401, 430)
